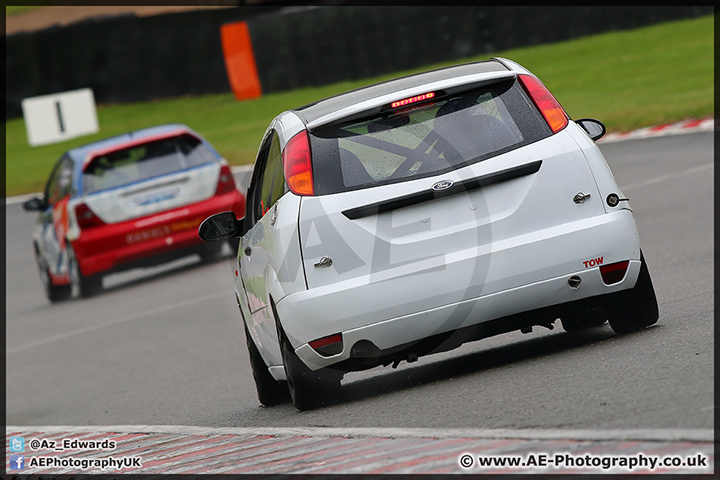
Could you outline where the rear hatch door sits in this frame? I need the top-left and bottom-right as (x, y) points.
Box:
(299, 77), (604, 320)
(82, 133), (220, 223)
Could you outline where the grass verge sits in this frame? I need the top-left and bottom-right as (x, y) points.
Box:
(5, 6), (40, 16)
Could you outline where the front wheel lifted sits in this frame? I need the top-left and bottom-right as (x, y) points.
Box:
(606, 252), (659, 334)
(280, 331), (342, 411)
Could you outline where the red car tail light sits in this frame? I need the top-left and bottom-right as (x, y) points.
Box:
(74, 202), (105, 229)
(309, 333), (343, 357)
(283, 130), (314, 196)
(518, 74), (569, 134)
(215, 164), (237, 195)
(600, 260), (629, 285)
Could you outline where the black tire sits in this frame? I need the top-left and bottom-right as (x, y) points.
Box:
(243, 322), (290, 407)
(198, 241), (225, 263)
(606, 252), (659, 334)
(560, 307), (607, 333)
(68, 244), (102, 298)
(280, 329), (342, 411)
(35, 247), (71, 303)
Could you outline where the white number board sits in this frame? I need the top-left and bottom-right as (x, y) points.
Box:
(21, 88), (99, 147)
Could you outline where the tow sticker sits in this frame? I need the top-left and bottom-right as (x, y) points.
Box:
(583, 257), (604, 268)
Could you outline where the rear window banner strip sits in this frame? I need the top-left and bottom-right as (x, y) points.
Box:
(342, 159), (542, 220)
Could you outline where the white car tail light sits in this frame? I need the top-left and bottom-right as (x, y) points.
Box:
(283, 130), (314, 196)
(518, 74), (569, 133)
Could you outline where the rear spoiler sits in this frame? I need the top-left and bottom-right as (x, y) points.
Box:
(306, 71), (517, 131)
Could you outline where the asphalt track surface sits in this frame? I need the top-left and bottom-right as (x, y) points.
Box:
(5, 131), (714, 472)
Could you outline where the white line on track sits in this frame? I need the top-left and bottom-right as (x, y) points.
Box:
(621, 162), (714, 191)
(6, 291), (228, 354)
(4, 424), (714, 443)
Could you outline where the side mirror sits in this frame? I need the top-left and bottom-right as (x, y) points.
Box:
(576, 118), (606, 141)
(198, 211), (244, 242)
(22, 196), (46, 212)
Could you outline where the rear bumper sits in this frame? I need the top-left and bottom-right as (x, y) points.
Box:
(73, 190), (244, 277)
(294, 259), (640, 371)
(275, 209), (641, 370)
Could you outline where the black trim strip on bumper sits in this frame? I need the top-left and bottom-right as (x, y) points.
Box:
(342, 160), (542, 220)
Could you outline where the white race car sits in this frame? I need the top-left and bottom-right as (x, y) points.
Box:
(200, 57), (658, 410)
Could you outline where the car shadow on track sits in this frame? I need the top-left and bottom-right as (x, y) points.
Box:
(97, 250), (236, 296)
(323, 325), (656, 409)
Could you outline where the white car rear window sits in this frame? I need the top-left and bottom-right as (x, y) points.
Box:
(310, 79), (550, 195)
(83, 134), (216, 194)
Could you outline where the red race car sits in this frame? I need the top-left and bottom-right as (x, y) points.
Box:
(23, 123), (245, 302)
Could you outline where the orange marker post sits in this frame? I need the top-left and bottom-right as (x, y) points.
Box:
(220, 21), (262, 101)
